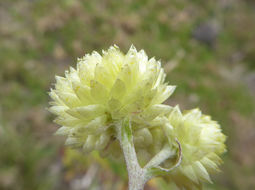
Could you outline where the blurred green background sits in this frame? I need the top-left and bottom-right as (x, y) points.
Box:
(0, 0), (255, 189)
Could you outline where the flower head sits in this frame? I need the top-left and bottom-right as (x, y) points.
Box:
(129, 105), (226, 189)
(165, 106), (226, 189)
(49, 45), (175, 153)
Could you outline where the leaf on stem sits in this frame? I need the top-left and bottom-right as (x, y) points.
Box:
(146, 138), (182, 177)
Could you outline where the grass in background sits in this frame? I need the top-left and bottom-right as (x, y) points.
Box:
(0, 0), (255, 189)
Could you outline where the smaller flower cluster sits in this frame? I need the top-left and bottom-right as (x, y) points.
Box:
(134, 106), (226, 189)
(49, 45), (226, 189)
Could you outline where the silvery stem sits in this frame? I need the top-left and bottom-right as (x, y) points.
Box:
(144, 144), (175, 169)
(116, 119), (148, 190)
(116, 118), (182, 190)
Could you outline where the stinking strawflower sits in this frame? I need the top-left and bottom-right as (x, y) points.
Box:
(49, 45), (226, 190)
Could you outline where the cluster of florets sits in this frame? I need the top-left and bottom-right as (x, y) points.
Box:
(49, 45), (226, 189)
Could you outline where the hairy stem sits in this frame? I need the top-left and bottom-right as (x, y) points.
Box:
(116, 118), (182, 190)
(144, 143), (175, 169)
(116, 118), (148, 190)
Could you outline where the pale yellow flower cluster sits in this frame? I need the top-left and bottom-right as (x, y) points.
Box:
(49, 45), (175, 152)
(49, 45), (226, 189)
(163, 107), (225, 189)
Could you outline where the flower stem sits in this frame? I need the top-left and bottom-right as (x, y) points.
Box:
(116, 118), (148, 190)
(144, 143), (175, 169)
(116, 118), (182, 190)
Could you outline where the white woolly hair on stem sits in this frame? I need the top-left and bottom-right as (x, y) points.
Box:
(116, 117), (182, 190)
